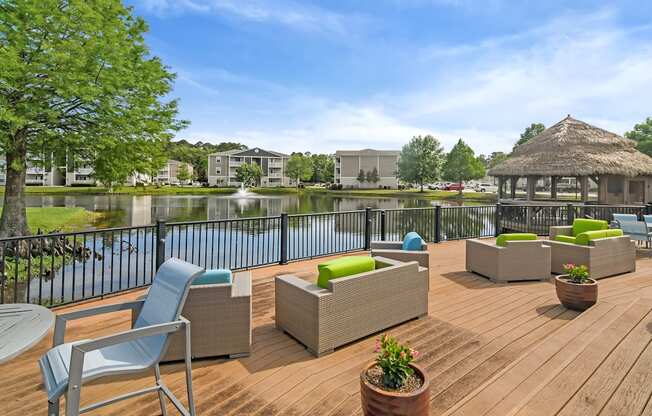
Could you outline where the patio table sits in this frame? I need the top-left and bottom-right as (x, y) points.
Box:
(0, 303), (54, 364)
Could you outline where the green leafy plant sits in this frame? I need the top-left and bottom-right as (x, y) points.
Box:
(562, 263), (590, 284)
(374, 334), (419, 389)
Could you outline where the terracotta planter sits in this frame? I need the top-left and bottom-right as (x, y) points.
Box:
(555, 275), (598, 311)
(360, 362), (430, 416)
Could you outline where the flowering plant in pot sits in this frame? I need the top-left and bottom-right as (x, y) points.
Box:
(555, 264), (597, 311)
(360, 334), (430, 416)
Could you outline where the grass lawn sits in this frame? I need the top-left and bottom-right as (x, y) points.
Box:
(0, 185), (238, 196)
(7, 207), (102, 233)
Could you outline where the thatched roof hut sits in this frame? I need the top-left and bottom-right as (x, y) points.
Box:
(489, 115), (652, 204)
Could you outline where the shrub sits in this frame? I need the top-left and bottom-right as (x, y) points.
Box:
(562, 263), (590, 283)
(374, 334), (419, 389)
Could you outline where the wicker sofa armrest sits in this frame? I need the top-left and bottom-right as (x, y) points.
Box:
(550, 225), (573, 240)
(588, 235), (633, 248)
(370, 240), (403, 250)
(370, 249), (429, 268)
(231, 271), (252, 298)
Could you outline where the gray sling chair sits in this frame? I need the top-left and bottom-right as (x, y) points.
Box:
(39, 258), (204, 416)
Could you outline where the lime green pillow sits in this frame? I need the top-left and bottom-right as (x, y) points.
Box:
(572, 219), (608, 236)
(317, 256), (375, 289)
(554, 235), (577, 244)
(575, 229), (624, 246)
(495, 233), (538, 247)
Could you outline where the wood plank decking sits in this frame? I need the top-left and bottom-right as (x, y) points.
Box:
(2, 240), (652, 415)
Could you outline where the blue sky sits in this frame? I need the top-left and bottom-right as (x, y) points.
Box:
(131, 0), (652, 155)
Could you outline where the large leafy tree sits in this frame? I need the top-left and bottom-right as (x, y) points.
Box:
(442, 139), (486, 194)
(397, 135), (444, 192)
(235, 162), (262, 187)
(286, 153), (313, 189)
(309, 153), (334, 183)
(625, 117), (652, 157)
(513, 123), (545, 150)
(176, 163), (192, 184)
(0, 0), (185, 236)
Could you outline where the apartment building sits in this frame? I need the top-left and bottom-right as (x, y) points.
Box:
(207, 148), (294, 187)
(155, 160), (194, 185)
(0, 153), (66, 186)
(334, 149), (400, 189)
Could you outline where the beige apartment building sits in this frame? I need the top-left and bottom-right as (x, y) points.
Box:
(207, 147), (293, 187)
(334, 149), (401, 189)
(155, 160), (194, 185)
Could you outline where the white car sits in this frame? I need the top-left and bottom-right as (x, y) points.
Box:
(473, 182), (498, 193)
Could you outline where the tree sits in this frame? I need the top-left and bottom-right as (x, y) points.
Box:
(310, 154), (334, 183)
(397, 135), (444, 192)
(486, 151), (508, 169)
(357, 169), (367, 185)
(0, 0), (185, 236)
(366, 167), (380, 185)
(235, 162), (262, 187)
(625, 117), (652, 157)
(442, 139), (486, 194)
(514, 123), (545, 150)
(286, 153), (313, 189)
(176, 163), (191, 185)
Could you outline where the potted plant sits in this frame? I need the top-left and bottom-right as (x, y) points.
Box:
(555, 264), (597, 311)
(360, 334), (430, 416)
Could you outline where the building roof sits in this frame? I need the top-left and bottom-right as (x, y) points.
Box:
(488, 115), (652, 177)
(209, 147), (289, 158)
(335, 149), (401, 156)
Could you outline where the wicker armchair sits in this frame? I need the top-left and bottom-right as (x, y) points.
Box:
(466, 238), (551, 282)
(162, 271), (252, 361)
(545, 226), (636, 279)
(275, 256), (428, 357)
(370, 240), (429, 268)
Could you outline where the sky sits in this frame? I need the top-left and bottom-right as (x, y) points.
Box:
(130, 0), (652, 155)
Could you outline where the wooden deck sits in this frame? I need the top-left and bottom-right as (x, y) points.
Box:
(3, 240), (652, 415)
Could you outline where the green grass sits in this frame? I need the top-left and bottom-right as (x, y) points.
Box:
(0, 185), (238, 196)
(14, 207), (100, 233)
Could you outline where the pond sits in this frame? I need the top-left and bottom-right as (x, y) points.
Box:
(18, 190), (470, 228)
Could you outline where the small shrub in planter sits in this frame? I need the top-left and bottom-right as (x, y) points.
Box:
(360, 334), (429, 415)
(555, 263), (598, 311)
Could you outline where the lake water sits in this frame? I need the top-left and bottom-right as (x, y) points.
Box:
(18, 191), (468, 227)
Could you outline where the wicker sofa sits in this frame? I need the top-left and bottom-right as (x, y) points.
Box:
(545, 225), (636, 279)
(370, 240), (429, 268)
(466, 237), (551, 282)
(160, 270), (252, 361)
(275, 256), (428, 357)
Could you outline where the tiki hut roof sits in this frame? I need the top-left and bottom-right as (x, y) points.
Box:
(488, 116), (652, 177)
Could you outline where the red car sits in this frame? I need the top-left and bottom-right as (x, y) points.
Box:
(445, 182), (465, 191)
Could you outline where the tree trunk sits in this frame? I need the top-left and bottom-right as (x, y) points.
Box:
(0, 134), (30, 237)
(420, 182), (424, 192)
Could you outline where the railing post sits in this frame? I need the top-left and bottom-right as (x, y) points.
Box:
(646, 203), (652, 216)
(280, 213), (288, 264)
(155, 219), (166, 271)
(567, 203), (575, 225)
(380, 210), (387, 241)
(435, 205), (442, 243)
(364, 207), (372, 251)
(494, 203), (502, 237)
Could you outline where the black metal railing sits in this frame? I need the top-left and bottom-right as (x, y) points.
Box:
(1, 202), (649, 307)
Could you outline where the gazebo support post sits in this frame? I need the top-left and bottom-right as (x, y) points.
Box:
(510, 177), (517, 199)
(580, 176), (589, 202)
(550, 176), (558, 200)
(526, 175), (537, 201)
(497, 177), (504, 200)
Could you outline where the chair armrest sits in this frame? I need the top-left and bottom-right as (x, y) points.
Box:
(275, 274), (330, 297)
(54, 300), (145, 346)
(550, 226), (573, 240)
(231, 271), (252, 298)
(370, 241), (403, 250)
(589, 235), (633, 248)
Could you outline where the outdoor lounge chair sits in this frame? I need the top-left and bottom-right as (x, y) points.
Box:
(162, 270), (252, 361)
(612, 213), (638, 228)
(545, 219), (636, 279)
(465, 233), (551, 282)
(275, 256), (428, 357)
(618, 220), (652, 250)
(39, 258), (204, 416)
(370, 232), (429, 268)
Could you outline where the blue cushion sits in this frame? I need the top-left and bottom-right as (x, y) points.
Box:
(192, 269), (232, 285)
(402, 232), (424, 251)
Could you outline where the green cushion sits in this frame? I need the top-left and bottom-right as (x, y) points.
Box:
(554, 235), (577, 244)
(574, 229), (624, 246)
(572, 219), (608, 236)
(317, 256), (375, 289)
(495, 233), (538, 247)
(192, 269), (232, 285)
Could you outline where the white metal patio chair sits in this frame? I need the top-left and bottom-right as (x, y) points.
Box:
(39, 258), (204, 416)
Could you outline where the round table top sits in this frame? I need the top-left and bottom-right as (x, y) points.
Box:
(0, 303), (55, 364)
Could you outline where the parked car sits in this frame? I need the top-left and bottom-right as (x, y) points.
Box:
(428, 182), (449, 190)
(473, 182), (498, 193)
(445, 183), (465, 191)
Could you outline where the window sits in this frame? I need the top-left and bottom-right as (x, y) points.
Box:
(215, 157), (221, 163)
(215, 167), (221, 175)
